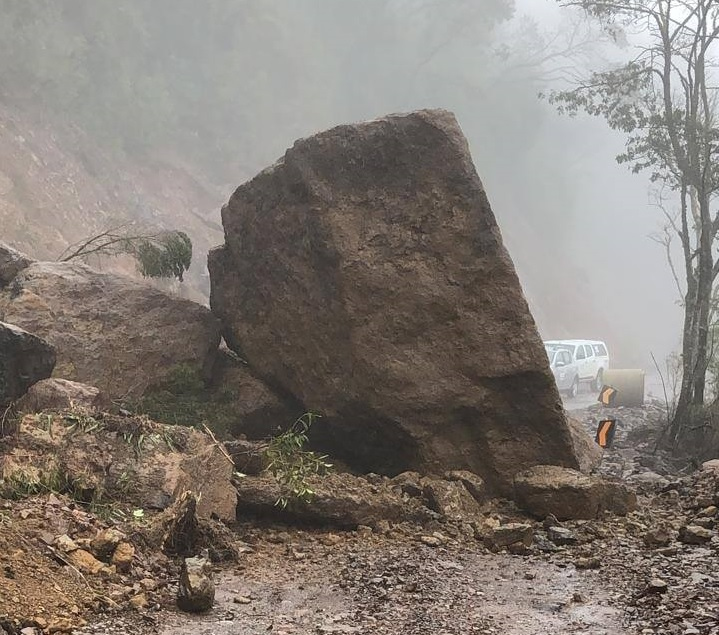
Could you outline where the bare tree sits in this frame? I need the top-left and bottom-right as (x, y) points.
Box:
(58, 223), (193, 282)
(552, 0), (719, 444)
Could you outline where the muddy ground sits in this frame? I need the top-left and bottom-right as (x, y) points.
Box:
(3, 403), (719, 635)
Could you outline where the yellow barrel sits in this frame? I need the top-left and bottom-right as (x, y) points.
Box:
(602, 369), (645, 407)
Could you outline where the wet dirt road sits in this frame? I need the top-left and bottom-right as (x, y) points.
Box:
(156, 535), (625, 635)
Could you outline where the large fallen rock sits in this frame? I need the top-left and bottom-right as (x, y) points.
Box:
(235, 472), (434, 528)
(0, 242), (32, 287)
(0, 261), (221, 398)
(16, 378), (110, 414)
(0, 411), (236, 521)
(0, 321), (55, 416)
(513, 464), (637, 520)
(209, 109), (578, 493)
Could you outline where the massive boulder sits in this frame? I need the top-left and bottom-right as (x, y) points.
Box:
(0, 321), (55, 413)
(209, 109), (579, 493)
(0, 261), (221, 398)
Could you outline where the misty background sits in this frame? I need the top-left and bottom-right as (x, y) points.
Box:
(0, 0), (679, 368)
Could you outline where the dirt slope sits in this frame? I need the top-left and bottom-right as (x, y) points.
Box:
(0, 101), (228, 301)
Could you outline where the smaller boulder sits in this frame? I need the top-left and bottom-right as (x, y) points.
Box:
(390, 471), (424, 498)
(236, 472), (433, 527)
(678, 524), (712, 544)
(422, 478), (482, 522)
(547, 526), (577, 546)
(90, 528), (127, 560)
(177, 553), (215, 613)
(16, 378), (110, 414)
(111, 542), (135, 573)
(0, 322), (55, 417)
(66, 549), (108, 575)
(444, 470), (487, 503)
(0, 242), (32, 287)
(483, 523), (534, 551)
(567, 416), (603, 473)
(513, 465), (637, 521)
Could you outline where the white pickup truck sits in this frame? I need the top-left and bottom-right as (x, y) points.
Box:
(544, 339), (610, 398)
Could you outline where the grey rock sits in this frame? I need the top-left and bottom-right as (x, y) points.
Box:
(0, 321), (55, 414)
(177, 553), (215, 613)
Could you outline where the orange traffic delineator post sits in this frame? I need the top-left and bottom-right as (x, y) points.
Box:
(598, 385), (617, 406)
(595, 418), (617, 449)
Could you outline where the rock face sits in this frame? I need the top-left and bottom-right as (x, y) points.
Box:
(0, 260), (221, 398)
(513, 465), (637, 520)
(0, 321), (55, 413)
(209, 109), (578, 493)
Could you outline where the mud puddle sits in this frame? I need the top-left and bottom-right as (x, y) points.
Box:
(157, 540), (625, 635)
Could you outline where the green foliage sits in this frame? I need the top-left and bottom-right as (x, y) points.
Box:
(60, 226), (193, 283)
(135, 231), (193, 282)
(263, 412), (332, 509)
(127, 363), (237, 437)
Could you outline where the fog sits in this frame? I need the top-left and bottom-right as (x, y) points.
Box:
(0, 0), (682, 368)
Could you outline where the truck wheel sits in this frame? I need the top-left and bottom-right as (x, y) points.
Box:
(569, 376), (579, 399)
(594, 370), (604, 392)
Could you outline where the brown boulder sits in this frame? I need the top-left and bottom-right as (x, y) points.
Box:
(16, 378), (110, 414)
(0, 261), (220, 398)
(445, 470), (487, 503)
(0, 321), (55, 417)
(209, 109), (577, 494)
(0, 242), (32, 287)
(422, 477), (482, 521)
(483, 522), (534, 551)
(513, 465), (636, 520)
(235, 471), (433, 528)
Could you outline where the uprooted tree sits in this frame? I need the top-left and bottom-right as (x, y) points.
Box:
(58, 224), (193, 282)
(552, 0), (719, 445)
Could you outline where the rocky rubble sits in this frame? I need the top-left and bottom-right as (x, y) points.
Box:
(0, 408), (236, 522)
(0, 401), (717, 634)
(0, 493), (174, 633)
